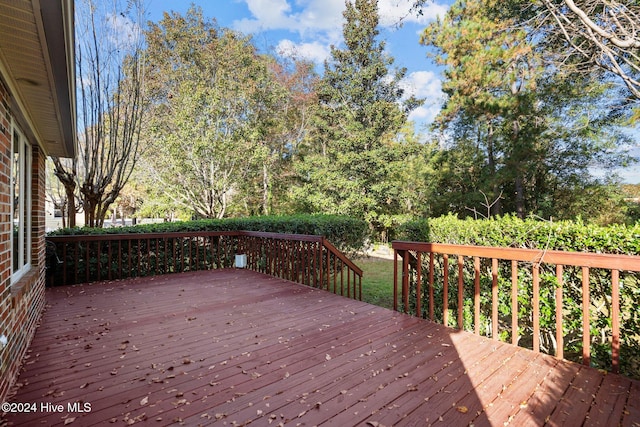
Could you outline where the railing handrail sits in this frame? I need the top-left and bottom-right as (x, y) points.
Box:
(46, 230), (325, 243)
(322, 237), (363, 276)
(392, 241), (640, 271)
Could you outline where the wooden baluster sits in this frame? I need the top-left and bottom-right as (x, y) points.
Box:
(393, 250), (398, 312)
(458, 255), (464, 330)
(582, 266), (590, 366)
(416, 252), (422, 318)
(147, 238), (151, 275)
(86, 241), (90, 283)
(474, 256), (480, 335)
(612, 269), (620, 373)
(107, 241), (112, 280)
(555, 265), (564, 359)
(129, 239), (133, 276)
(340, 259), (344, 296)
(74, 241), (78, 284)
(511, 261), (518, 345)
(533, 264), (540, 352)
(97, 241), (102, 281)
(429, 252), (435, 321)
(402, 251), (410, 314)
(443, 254), (449, 326)
(62, 243), (67, 285)
(336, 255), (338, 294)
(492, 258), (498, 340)
(196, 236), (200, 271)
(316, 242), (321, 289)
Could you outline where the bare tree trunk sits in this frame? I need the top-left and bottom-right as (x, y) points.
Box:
(71, 0), (147, 228)
(52, 157), (77, 228)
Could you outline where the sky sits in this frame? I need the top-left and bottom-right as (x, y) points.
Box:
(144, 0), (450, 127)
(141, 0), (640, 184)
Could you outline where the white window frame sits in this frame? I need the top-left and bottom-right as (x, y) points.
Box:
(11, 121), (32, 283)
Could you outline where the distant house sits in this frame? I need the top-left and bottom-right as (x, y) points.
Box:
(0, 0), (76, 401)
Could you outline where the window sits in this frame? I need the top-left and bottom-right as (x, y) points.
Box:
(12, 124), (31, 281)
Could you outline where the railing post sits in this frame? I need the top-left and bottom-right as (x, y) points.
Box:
(555, 265), (564, 359)
(612, 269), (620, 374)
(582, 266), (590, 366)
(443, 254), (449, 326)
(532, 264), (540, 353)
(429, 252), (435, 321)
(457, 255), (464, 329)
(416, 252), (422, 318)
(402, 251), (409, 314)
(511, 260), (518, 345)
(393, 249), (398, 312)
(473, 256), (480, 334)
(491, 258), (498, 340)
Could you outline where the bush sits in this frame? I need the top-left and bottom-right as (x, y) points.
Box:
(48, 214), (370, 255)
(396, 218), (430, 242)
(425, 214), (640, 255)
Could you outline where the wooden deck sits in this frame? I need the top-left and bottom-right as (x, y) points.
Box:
(4, 269), (640, 426)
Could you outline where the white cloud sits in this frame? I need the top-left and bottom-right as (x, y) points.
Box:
(234, 0), (447, 42)
(401, 70), (443, 99)
(400, 70), (445, 124)
(106, 12), (142, 49)
(277, 39), (331, 63)
(378, 0), (448, 27)
(234, 0), (344, 36)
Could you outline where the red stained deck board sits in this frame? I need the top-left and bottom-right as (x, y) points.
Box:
(585, 372), (634, 427)
(546, 363), (606, 427)
(3, 269), (640, 427)
(623, 379), (640, 427)
(479, 352), (560, 426)
(361, 332), (499, 426)
(507, 358), (581, 426)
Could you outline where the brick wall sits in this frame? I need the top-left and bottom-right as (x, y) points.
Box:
(0, 78), (47, 403)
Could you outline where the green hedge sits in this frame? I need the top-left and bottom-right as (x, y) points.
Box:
(399, 214), (640, 255)
(395, 214), (640, 379)
(48, 214), (369, 255)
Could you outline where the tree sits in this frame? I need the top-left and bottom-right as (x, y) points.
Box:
(142, 7), (286, 219)
(412, 0), (640, 118)
(420, 0), (632, 219)
(53, 0), (146, 228)
(231, 57), (319, 216)
(295, 0), (423, 226)
(538, 0), (640, 106)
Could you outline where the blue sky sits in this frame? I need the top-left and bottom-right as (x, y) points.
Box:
(145, 0), (450, 127)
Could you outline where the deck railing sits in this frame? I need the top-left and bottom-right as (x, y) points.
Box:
(392, 241), (640, 376)
(46, 231), (362, 300)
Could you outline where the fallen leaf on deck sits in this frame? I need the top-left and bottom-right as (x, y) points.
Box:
(140, 396), (149, 406)
(457, 406), (468, 413)
(325, 354), (331, 361)
(64, 418), (76, 425)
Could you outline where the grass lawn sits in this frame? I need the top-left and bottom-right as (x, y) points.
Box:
(357, 256), (397, 310)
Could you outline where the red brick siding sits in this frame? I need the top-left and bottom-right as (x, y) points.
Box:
(0, 78), (47, 403)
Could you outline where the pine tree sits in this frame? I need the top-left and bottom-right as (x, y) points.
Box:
(296, 0), (422, 222)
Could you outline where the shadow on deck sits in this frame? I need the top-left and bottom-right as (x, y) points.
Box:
(4, 269), (640, 426)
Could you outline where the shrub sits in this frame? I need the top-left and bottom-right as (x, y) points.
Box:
(48, 214), (369, 254)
